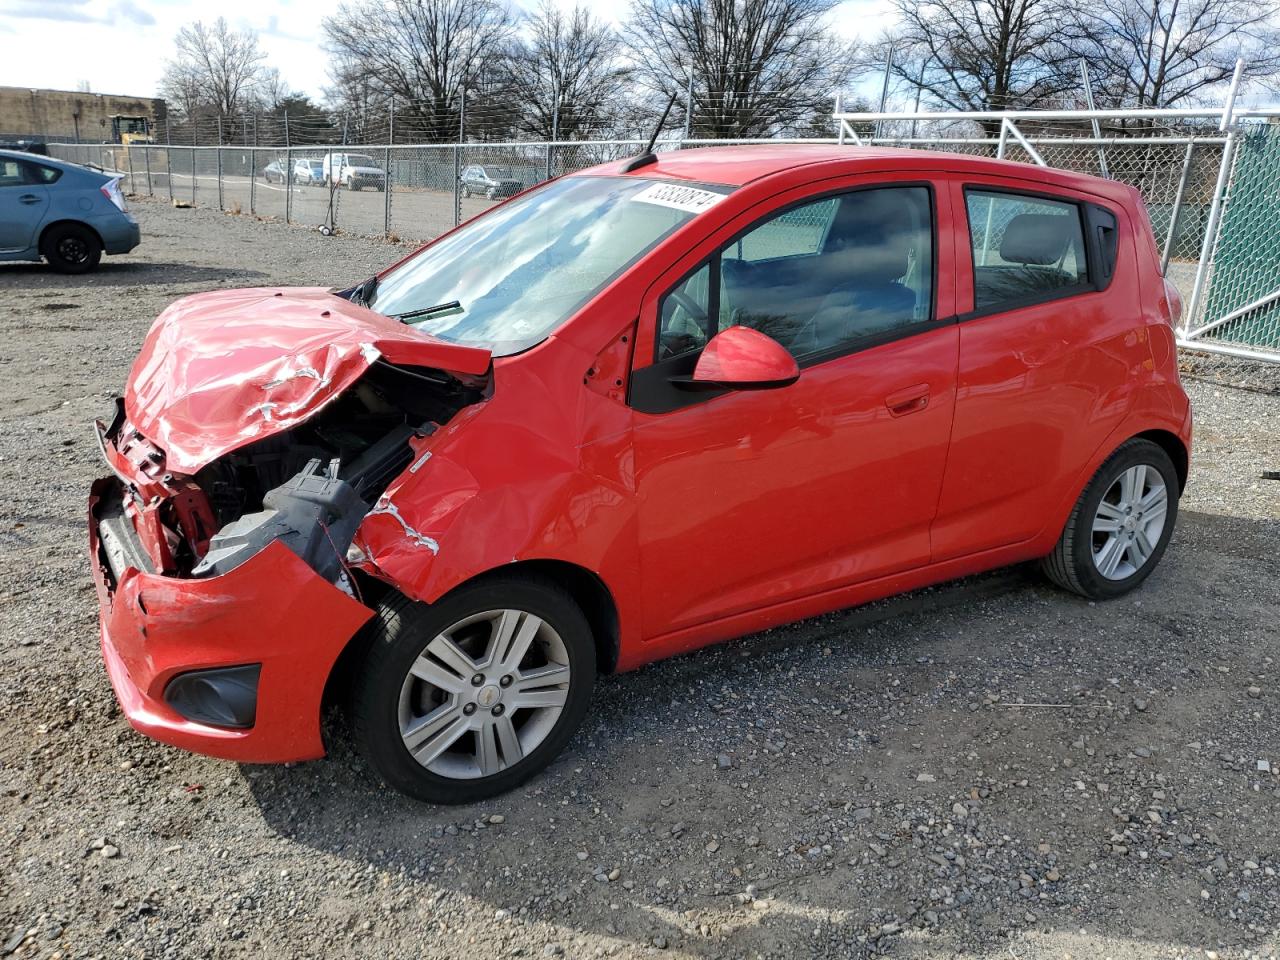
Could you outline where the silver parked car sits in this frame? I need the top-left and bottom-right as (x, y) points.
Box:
(0, 150), (140, 273)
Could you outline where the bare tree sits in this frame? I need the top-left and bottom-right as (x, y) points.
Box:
(622, 0), (860, 139)
(1063, 0), (1280, 108)
(881, 0), (1071, 125)
(160, 18), (267, 119)
(255, 68), (297, 112)
(501, 2), (631, 140)
(323, 0), (514, 143)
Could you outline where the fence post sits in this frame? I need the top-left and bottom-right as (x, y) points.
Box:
(165, 125), (173, 202)
(453, 144), (461, 226)
(127, 146), (136, 194)
(143, 145), (153, 197)
(1183, 59), (1245, 337)
(191, 148), (196, 206)
(1161, 141), (1196, 276)
(1079, 60), (1109, 178)
(217, 144), (224, 211)
(249, 147), (256, 215)
(384, 145), (392, 236)
(285, 147), (293, 225)
(545, 143), (553, 182)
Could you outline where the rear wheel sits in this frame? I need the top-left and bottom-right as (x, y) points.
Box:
(1042, 438), (1179, 600)
(42, 223), (102, 274)
(351, 576), (595, 804)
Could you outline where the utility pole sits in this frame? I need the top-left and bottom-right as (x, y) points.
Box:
(684, 66), (694, 139)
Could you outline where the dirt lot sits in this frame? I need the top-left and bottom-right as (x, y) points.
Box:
(1, 198), (1278, 960)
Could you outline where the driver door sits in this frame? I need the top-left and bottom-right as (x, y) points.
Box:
(628, 177), (960, 639)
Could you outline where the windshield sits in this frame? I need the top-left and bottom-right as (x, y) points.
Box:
(371, 175), (731, 355)
(346, 155), (376, 166)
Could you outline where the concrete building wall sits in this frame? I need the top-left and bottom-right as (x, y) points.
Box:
(0, 86), (167, 142)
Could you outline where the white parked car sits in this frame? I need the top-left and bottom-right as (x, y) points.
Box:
(321, 152), (387, 191)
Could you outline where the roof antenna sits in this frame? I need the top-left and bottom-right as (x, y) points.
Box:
(622, 92), (679, 173)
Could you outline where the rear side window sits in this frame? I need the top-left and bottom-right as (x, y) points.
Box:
(29, 163), (61, 184)
(966, 190), (1088, 311)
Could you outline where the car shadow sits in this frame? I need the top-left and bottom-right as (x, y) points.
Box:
(241, 508), (1280, 956)
(0, 261), (265, 288)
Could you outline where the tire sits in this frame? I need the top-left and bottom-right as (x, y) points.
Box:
(462, 185), (471, 198)
(42, 223), (102, 274)
(347, 180), (359, 191)
(486, 186), (496, 200)
(351, 575), (596, 804)
(1042, 438), (1180, 600)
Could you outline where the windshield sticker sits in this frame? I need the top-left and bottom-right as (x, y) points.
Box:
(631, 182), (725, 215)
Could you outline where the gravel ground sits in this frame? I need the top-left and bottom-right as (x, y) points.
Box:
(1, 198), (1278, 960)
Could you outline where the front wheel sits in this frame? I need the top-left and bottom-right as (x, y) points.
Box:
(1042, 438), (1180, 600)
(351, 576), (596, 804)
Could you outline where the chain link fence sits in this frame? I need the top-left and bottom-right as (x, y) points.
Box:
(46, 114), (1280, 362)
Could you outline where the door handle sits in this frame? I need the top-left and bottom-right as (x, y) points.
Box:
(885, 383), (930, 417)
(18, 194), (42, 205)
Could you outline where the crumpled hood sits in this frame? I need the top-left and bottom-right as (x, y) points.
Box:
(124, 287), (491, 475)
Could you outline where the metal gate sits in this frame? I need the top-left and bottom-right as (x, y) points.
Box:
(1182, 124), (1280, 359)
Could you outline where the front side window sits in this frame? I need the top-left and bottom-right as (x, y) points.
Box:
(966, 189), (1088, 311)
(658, 186), (933, 362)
(372, 175), (731, 355)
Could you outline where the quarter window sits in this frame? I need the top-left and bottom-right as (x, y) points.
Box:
(657, 186), (934, 362)
(966, 190), (1088, 310)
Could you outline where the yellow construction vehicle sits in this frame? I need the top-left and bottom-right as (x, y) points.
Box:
(111, 115), (154, 146)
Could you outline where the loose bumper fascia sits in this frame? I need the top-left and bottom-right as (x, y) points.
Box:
(89, 477), (375, 763)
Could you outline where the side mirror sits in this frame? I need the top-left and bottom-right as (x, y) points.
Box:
(686, 325), (799, 390)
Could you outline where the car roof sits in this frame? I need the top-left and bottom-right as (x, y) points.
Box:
(0, 148), (60, 165)
(0, 148), (105, 176)
(579, 143), (1128, 200)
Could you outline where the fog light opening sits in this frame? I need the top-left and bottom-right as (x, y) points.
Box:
(163, 664), (261, 729)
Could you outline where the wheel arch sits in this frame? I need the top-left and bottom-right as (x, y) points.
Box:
(1134, 428), (1188, 493)
(323, 558), (621, 720)
(39, 218), (104, 256)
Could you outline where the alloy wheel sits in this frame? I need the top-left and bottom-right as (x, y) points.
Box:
(1091, 464), (1168, 580)
(397, 608), (571, 779)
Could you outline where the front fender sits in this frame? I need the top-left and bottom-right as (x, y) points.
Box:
(348, 345), (639, 639)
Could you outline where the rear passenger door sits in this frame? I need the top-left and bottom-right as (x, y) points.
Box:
(931, 178), (1144, 560)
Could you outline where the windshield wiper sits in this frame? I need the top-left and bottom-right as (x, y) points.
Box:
(391, 300), (463, 322)
(349, 274), (379, 308)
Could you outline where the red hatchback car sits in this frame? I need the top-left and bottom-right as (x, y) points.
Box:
(89, 146), (1191, 803)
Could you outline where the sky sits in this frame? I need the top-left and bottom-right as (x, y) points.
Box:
(0, 0), (893, 104)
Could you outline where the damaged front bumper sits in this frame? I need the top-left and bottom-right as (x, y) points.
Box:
(89, 477), (373, 763)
